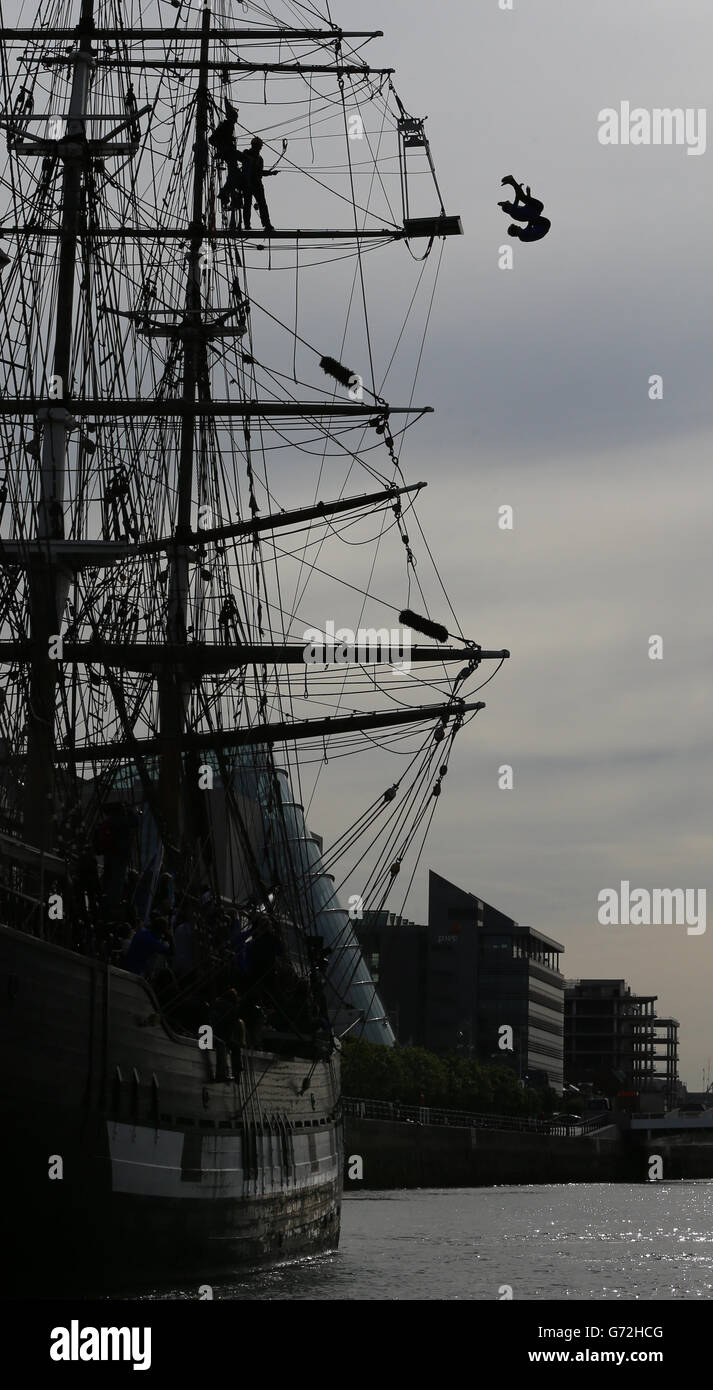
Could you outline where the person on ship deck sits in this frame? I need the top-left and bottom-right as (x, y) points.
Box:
(125, 920), (170, 977)
(237, 137), (276, 232)
(210, 101), (244, 215)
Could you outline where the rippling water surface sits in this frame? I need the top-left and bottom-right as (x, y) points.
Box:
(146, 1183), (713, 1300)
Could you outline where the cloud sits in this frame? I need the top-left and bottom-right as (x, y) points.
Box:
(299, 0), (712, 1083)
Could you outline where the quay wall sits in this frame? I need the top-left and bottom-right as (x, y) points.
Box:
(344, 1118), (713, 1188)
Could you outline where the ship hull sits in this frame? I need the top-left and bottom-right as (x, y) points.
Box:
(0, 924), (342, 1295)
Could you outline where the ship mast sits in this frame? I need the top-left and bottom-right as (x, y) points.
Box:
(23, 0), (96, 851)
(157, 5), (212, 858)
(2, 3), (501, 875)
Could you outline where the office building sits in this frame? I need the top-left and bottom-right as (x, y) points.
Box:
(357, 871), (565, 1090)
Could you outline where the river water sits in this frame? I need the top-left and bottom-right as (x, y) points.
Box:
(149, 1183), (713, 1300)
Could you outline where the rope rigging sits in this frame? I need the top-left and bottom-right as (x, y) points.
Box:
(0, 0), (508, 1039)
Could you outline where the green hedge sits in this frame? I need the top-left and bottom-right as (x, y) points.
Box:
(341, 1038), (554, 1116)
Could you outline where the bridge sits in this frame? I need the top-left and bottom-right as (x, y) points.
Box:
(630, 1109), (713, 1133)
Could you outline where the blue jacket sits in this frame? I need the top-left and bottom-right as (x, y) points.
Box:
(126, 926), (169, 977)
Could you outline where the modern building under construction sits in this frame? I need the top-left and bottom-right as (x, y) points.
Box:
(564, 979), (679, 1111)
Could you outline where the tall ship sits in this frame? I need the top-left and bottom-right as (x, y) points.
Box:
(0, 0), (508, 1293)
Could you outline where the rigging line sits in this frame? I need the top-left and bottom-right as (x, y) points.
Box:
(285, 137), (404, 633)
(354, 730), (447, 871)
(463, 656), (507, 696)
(405, 502), (467, 643)
(357, 794), (434, 930)
(349, 740), (442, 894)
(302, 493), (390, 823)
(259, 676), (448, 739)
(292, 232), (298, 381)
(251, 670), (457, 700)
(393, 788), (441, 918)
(309, 83), (388, 501)
(0, 91), (57, 406)
(377, 253), (430, 397)
(397, 744), (460, 917)
(407, 236), (445, 412)
(224, 341), (358, 416)
(318, 771), (418, 882)
(229, 287), (380, 397)
(224, 387), (391, 490)
(287, 250), (359, 625)
(233, 410), (390, 489)
(376, 240), (456, 655)
(296, 728), (436, 761)
(307, 53), (315, 162)
(255, 536), (432, 625)
(337, 50), (376, 393)
(241, 420), (310, 817)
(314, 506), (403, 548)
(354, 75), (396, 227)
(315, 791), (395, 867)
(307, 275), (437, 504)
(235, 102), (396, 224)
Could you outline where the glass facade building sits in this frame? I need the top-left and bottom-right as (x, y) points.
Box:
(427, 872), (564, 1091)
(115, 750), (394, 1045)
(357, 871), (565, 1088)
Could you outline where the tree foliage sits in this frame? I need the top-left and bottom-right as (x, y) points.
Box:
(341, 1039), (554, 1115)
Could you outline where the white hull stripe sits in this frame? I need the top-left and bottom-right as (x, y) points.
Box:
(108, 1123), (339, 1200)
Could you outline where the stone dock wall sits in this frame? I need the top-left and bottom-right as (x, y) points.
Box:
(344, 1117), (713, 1188)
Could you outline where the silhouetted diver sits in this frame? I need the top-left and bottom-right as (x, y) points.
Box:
(498, 174), (551, 242)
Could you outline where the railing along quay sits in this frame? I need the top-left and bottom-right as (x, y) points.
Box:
(343, 1097), (610, 1138)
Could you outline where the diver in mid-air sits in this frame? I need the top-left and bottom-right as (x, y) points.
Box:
(498, 174), (551, 242)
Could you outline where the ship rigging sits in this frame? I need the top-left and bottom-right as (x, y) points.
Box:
(0, 0), (507, 930)
(0, 0), (509, 1290)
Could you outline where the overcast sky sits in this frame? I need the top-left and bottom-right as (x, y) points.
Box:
(306, 0), (712, 1087)
(5, 0), (710, 1086)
